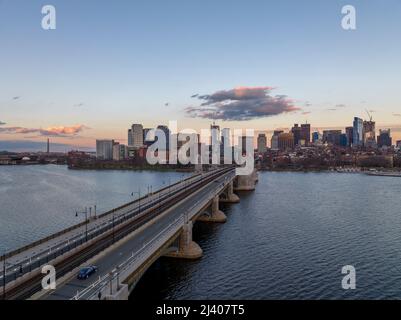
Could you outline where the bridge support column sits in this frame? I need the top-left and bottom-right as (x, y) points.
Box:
(197, 196), (227, 223)
(103, 283), (129, 300)
(220, 181), (240, 203)
(165, 221), (202, 260)
(234, 170), (256, 191)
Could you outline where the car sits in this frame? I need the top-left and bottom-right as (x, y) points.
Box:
(77, 266), (98, 280)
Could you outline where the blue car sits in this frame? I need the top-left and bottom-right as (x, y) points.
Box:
(77, 266), (98, 280)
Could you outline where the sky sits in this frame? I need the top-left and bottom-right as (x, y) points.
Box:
(0, 0), (401, 151)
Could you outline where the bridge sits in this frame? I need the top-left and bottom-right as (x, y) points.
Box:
(0, 166), (258, 300)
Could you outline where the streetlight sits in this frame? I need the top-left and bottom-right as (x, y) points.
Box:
(159, 182), (165, 214)
(112, 213), (115, 244)
(2, 249), (6, 300)
(132, 187), (141, 213)
(76, 207), (89, 242)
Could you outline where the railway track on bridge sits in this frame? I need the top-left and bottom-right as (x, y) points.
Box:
(2, 167), (234, 300)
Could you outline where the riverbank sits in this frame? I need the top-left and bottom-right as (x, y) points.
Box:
(260, 166), (401, 174)
(68, 162), (194, 172)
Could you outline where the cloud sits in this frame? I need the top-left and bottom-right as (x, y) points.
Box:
(393, 113), (401, 117)
(0, 121), (6, 125)
(73, 102), (84, 107)
(326, 108), (337, 111)
(12, 96), (21, 100)
(0, 124), (90, 137)
(302, 111), (312, 115)
(186, 86), (300, 121)
(336, 104), (346, 108)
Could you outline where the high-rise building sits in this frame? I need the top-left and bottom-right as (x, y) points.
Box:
(221, 128), (231, 148)
(210, 123), (220, 146)
(257, 133), (267, 153)
(113, 143), (128, 161)
(312, 131), (322, 144)
(278, 132), (294, 151)
(157, 125), (171, 151)
(377, 129), (392, 148)
(396, 141), (401, 149)
(300, 123), (311, 146)
(96, 140), (114, 160)
(128, 129), (133, 146)
(271, 130), (283, 150)
(353, 117), (363, 147)
(363, 120), (376, 148)
(46, 138), (50, 153)
(291, 124), (301, 146)
(339, 134), (348, 147)
(323, 130), (342, 146)
(240, 135), (253, 154)
(345, 127), (353, 147)
(131, 124), (144, 148)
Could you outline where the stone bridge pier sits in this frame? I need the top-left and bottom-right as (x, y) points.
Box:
(197, 196), (227, 223)
(234, 169), (258, 191)
(164, 221), (203, 260)
(219, 181), (240, 203)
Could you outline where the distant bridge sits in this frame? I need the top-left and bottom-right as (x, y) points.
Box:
(0, 166), (258, 300)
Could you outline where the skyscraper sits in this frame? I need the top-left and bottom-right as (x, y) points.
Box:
(257, 133), (267, 153)
(96, 140), (114, 160)
(128, 129), (133, 146)
(300, 123), (311, 146)
(345, 127), (353, 147)
(278, 132), (294, 151)
(210, 123), (220, 146)
(157, 125), (171, 151)
(271, 130), (283, 150)
(323, 130), (342, 146)
(131, 124), (144, 148)
(353, 117), (363, 147)
(312, 131), (322, 144)
(221, 128), (231, 148)
(363, 120), (376, 148)
(291, 124), (301, 146)
(377, 129), (392, 148)
(339, 134), (348, 147)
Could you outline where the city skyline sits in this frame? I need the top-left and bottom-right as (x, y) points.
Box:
(1, 0), (401, 150)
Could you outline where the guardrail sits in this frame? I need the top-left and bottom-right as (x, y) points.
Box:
(0, 171), (205, 262)
(71, 171), (235, 300)
(1, 169), (228, 284)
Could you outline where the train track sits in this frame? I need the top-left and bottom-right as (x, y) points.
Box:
(2, 167), (234, 300)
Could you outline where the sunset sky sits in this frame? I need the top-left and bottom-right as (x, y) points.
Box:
(1, 0), (401, 151)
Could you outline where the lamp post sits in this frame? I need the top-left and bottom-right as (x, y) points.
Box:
(76, 207), (88, 242)
(2, 250), (6, 300)
(132, 187), (141, 213)
(159, 182), (165, 214)
(112, 213), (115, 244)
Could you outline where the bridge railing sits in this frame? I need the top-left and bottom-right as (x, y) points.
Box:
(71, 171), (235, 300)
(0, 171), (205, 262)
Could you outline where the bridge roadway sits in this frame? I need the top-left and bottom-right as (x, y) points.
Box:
(45, 169), (235, 300)
(1, 166), (234, 299)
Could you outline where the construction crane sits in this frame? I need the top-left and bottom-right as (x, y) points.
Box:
(365, 109), (373, 122)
